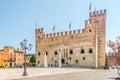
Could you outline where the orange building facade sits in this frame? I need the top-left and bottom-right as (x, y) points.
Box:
(0, 46), (24, 68)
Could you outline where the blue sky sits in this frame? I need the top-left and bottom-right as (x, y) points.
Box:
(0, 0), (120, 53)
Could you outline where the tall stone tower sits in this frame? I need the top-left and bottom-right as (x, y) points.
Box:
(35, 9), (106, 68)
(89, 9), (106, 67)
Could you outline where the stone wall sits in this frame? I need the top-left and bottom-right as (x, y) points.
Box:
(36, 9), (106, 68)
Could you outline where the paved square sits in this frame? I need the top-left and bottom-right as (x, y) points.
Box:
(0, 68), (118, 80)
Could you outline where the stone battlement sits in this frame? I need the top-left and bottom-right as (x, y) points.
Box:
(90, 9), (106, 17)
(36, 28), (87, 38)
(35, 9), (106, 39)
(84, 9), (106, 27)
(35, 28), (44, 33)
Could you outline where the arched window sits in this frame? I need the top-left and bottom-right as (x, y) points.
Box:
(70, 49), (73, 54)
(76, 60), (78, 64)
(81, 49), (84, 54)
(83, 57), (85, 60)
(89, 48), (93, 53)
(38, 52), (40, 56)
(54, 51), (57, 55)
(89, 29), (91, 32)
(38, 36), (40, 39)
(38, 61), (40, 64)
(55, 60), (57, 63)
(46, 51), (48, 55)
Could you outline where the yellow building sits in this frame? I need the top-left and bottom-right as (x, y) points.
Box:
(0, 49), (9, 67)
(0, 46), (24, 68)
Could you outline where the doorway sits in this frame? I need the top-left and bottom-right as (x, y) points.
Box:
(10, 63), (12, 68)
(61, 59), (65, 64)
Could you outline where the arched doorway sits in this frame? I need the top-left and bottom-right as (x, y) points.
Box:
(61, 58), (65, 64)
(10, 63), (12, 67)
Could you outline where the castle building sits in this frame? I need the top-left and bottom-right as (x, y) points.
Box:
(107, 46), (120, 66)
(0, 46), (24, 68)
(35, 9), (106, 68)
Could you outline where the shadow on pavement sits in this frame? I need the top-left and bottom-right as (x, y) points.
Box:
(109, 77), (120, 80)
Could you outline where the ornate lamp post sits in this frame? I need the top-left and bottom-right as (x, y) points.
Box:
(20, 39), (32, 76)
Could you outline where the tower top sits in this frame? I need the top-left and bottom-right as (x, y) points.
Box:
(89, 9), (106, 18)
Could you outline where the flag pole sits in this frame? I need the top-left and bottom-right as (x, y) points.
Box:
(52, 25), (55, 42)
(35, 21), (38, 29)
(69, 21), (71, 31)
(89, 3), (92, 13)
(69, 21), (72, 40)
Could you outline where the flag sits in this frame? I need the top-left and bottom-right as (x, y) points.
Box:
(107, 40), (115, 49)
(52, 25), (55, 31)
(116, 36), (120, 47)
(89, 3), (91, 12)
(116, 42), (120, 47)
(69, 21), (71, 29)
(116, 36), (120, 43)
(94, 9), (97, 17)
(107, 40), (111, 47)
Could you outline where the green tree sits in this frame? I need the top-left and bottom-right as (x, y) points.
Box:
(30, 54), (36, 66)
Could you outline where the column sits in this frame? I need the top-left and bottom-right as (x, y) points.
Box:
(66, 48), (68, 60)
(67, 48), (69, 59)
(44, 52), (48, 67)
(59, 50), (62, 67)
(96, 27), (98, 68)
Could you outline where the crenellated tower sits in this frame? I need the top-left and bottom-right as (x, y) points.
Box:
(89, 9), (106, 68)
(35, 9), (106, 68)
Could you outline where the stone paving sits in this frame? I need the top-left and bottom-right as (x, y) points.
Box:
(0, 68), (119, 80)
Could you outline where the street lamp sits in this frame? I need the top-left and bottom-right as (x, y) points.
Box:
(20, 39), (32, 76)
